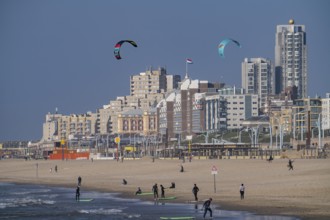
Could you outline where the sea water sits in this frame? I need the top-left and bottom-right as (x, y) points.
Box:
(0, 182), (299, 220)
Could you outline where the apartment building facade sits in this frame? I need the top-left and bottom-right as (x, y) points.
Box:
(157, 78), (221, 141)
(242, 58), (274, 111)
(218, 87), (259, 130)
(42, 112), (98, 142)
(275, 19), (307, 98)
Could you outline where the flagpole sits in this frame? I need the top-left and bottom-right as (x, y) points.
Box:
(185, 58), (188, 79)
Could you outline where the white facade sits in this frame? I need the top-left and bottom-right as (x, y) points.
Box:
(41, 113), (62, 141)
(242, 58), (273, 110)
(275, 20), (307, 98)
(205, 95), (227, 131)
(42, 112), (97, 141)
(224, 94), (259, 129)
(205, 87), (259, 129)
(322, 93), (330, 130)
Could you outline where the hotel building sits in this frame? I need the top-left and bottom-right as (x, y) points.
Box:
(275, 19), (307, 98)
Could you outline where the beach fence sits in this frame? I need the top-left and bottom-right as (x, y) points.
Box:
(158, 142), (283, 160)
(157, 140), (330, 160)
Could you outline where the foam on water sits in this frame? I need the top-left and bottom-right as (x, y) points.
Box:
(0, 197), (55, 209)
(11, 189), (52, 196)
(79, 208), (123, 214)
(78, 208), (142, 218)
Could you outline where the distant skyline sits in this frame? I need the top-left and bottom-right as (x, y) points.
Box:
(1, 0), (330, 141)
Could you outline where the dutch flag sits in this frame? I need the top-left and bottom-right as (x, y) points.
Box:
(186, 58), (193, 64)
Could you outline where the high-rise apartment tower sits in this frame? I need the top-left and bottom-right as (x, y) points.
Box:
(275, 19), (307, 99)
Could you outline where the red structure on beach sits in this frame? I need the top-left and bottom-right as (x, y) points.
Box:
(48, 141), (89, 160)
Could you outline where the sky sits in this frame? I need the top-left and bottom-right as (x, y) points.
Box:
(1, 0), (330, 141)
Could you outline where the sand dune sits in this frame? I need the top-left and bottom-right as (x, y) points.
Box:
(1, 157), (329, 219)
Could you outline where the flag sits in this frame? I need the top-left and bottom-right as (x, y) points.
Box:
(186, 58), (193, 64)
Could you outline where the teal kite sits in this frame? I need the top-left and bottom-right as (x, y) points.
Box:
(218, 38), (241, 58)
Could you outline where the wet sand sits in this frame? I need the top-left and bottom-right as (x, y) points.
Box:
(1, 157), (329, 219)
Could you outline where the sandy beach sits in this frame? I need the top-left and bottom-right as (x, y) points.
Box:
(1, 156), (329, 219)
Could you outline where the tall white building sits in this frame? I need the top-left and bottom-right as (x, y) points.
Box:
(242, 58), (273, 111)
(275, 19), (307, 98)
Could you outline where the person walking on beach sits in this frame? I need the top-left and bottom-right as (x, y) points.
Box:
(180, 164), (184, 172)
(55, 165), (57, 173)
(202, 198), (212, 219)
(76, 186), (80, 201)
(240, 183), (245, 200)
(160, 184), (165, 198)
(288, 159), (294, 170)
(152, 183), (158, 200)
(267, 155), (273, 162)
(192, 183), (199, 201)
(78, 176), (82, 186)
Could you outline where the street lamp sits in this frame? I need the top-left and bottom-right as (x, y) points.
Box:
(293, 110), (306, 141)
(269, 124), (273, 149)
(317, 113), (322, 150)
(274, 117), (283, 150)
(311, 127), (318, 139)
(133, 133), (140, 156)
(106, 133), (110, 157)
(238, 128), (251, 144)
(241, 127), (256, 148)
(200, 131), (210, 143)
(175, 122), (181, 153)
